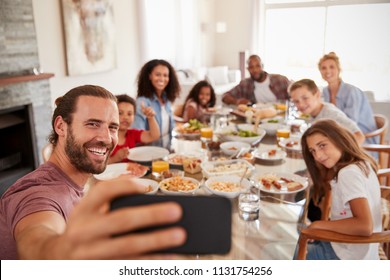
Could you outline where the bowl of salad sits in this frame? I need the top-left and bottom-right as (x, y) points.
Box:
(174, 119), (208, 139)
(220, 125), (266, 144)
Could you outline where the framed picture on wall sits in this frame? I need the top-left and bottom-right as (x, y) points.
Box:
(61, 0), (116, 76)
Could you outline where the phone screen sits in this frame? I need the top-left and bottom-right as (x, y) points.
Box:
(110, 194), (232, 255)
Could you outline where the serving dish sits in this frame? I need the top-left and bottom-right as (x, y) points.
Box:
(201, 159), (254, 178)
(133, 178), (159, 194)
(219, 126), (266, 144)
(220, 141), (251, 156)
(205, 175), (251, 199)
(159, 176), (200, 195)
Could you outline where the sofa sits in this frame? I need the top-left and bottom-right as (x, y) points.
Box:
(175, 66), (241, 107)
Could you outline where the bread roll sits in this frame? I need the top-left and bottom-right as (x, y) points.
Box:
(254, 107), (277, 119)
(286, 182), (303, 191)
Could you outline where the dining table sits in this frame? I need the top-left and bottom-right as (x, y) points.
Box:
(168, 119), (311, 260)
(88, 109), (311, 260)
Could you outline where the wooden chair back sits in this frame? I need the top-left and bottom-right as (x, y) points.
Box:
(363, 144), (390, 185)
(364, 114), (389, 145)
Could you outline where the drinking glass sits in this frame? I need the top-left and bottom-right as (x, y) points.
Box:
(151, 158), (169, 181)
(200, 127), (213, 149)
(238, 186), (260, 221)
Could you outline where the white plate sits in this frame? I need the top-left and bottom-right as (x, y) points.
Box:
(159, 176), (200, 196)
(94, 162), (148, 180)
(278, 137), (302, 152)
(204, 107), (232, 115)
(251, 172), (308, 194)
(255, 149), (287, 161)
(133, 178), (159, 194)
(205, 175), (251, 199)
(128, 146), (169, 162)
(173, 128), (201, 139)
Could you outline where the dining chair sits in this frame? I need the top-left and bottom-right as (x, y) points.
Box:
(364, 114), (388, 145)
(363, 144), (390, 186)
(296, 182), (390, 260)
(297, 187), (390, 260)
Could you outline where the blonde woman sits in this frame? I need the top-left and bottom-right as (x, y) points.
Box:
(318, 52), (378, 144)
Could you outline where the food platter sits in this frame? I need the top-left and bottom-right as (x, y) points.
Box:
(128, 146), (170, 162)
(251, 172), (308, 194)
(201, 159), (255, 178)
(94, 162), (148, 180)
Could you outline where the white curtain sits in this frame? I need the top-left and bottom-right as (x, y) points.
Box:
(137, 0), (201, 69)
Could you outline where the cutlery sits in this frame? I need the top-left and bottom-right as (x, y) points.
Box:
(230, 147), (246, 159)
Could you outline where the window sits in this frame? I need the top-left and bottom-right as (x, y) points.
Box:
(260, 0), (390, 101)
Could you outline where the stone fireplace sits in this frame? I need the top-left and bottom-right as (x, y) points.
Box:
(0, 0), (54, 194)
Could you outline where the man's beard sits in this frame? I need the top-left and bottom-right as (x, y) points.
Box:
(252, 71), (266, 82)
(65, 127), (113, 174)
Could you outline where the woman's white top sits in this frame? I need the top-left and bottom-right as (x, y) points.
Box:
(161, 104), (170, 149)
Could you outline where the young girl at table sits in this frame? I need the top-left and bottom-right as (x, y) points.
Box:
(108, 94), (160, 163)
(298, 119), (382, 259)
(181, 80), (216, 123)
(289, 78), (365, 144)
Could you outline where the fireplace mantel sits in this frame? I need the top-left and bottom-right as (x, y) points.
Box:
(0, 73), (54, 87)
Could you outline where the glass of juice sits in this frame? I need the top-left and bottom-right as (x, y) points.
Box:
(151, 159), (169, 181)
(200, 127), (213, 149)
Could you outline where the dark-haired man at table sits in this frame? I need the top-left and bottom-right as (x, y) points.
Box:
(222, 54), (291, 105)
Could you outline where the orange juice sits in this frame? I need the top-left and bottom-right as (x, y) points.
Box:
(200, 127), (213, 139)
(152, 160), (169, 173)
(276, 128), (290, 138)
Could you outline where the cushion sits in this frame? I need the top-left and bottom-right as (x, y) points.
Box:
(206, 66), (229, 85)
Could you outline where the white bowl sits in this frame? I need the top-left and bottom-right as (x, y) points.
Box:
(259, 117), (285, 135)
(259, 122), (283, 136)
(221, 127), (266, 144)
(220, 141), (251, 156)
(159, 176), (200, 195)
(205, 175), (251, 199)
(133, 178), (159, 195)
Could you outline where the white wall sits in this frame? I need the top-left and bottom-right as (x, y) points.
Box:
(32, 0), (142, 106)
(32, 0), (254, 107)
(214, 0), (253, 70)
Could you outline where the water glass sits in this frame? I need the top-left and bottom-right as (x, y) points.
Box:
(238, 187), (260, 221)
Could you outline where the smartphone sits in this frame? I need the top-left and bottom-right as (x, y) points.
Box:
(110, 194), (232, 255)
